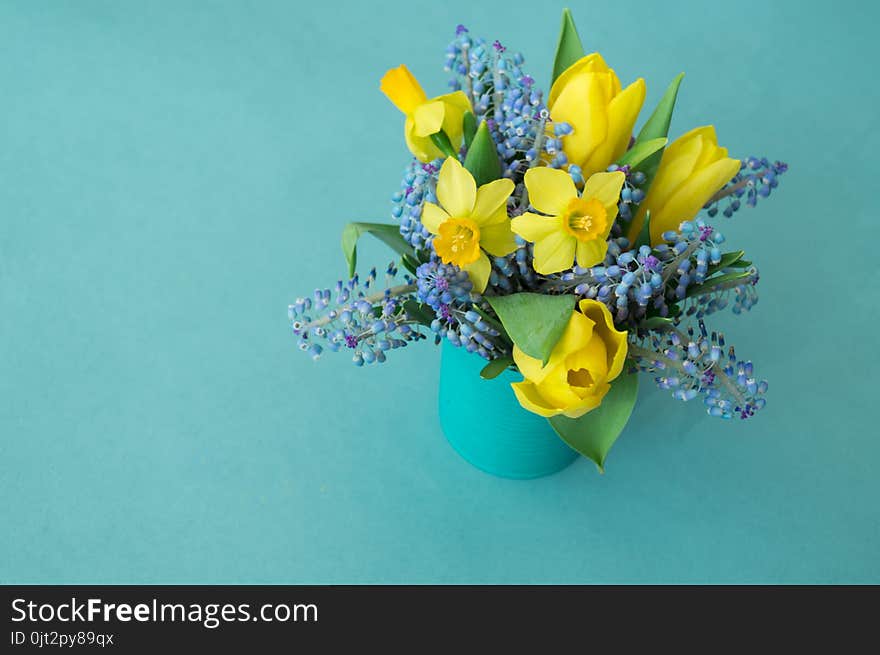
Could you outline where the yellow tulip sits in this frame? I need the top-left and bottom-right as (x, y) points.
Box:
(628, 126), (741, 245)
(380, 65), (472, 163)
(510, 167), (625, 274)
(511, 299), (628, 419)
(421, 157), (516, 292)
(549, 53), (646, 177)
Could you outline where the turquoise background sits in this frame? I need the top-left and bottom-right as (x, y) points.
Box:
(1, 0), (877, 583)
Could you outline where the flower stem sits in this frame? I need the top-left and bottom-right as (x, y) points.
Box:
(303, 284), (416, 329)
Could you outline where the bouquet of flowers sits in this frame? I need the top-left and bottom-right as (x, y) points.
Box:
(289, 10), (787, 473)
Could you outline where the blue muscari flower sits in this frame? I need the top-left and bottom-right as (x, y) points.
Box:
(705, 156), (788, 219)
(289, 264), (427, 366)
(415, 259), (472, 312)
(631, 320), (768, 420)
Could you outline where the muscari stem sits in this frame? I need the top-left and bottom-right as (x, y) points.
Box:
(302, 284), (417, 329)
(629, 332), (747, 410)
(707, 176), (751, 204)
(661, 239), (700, 285)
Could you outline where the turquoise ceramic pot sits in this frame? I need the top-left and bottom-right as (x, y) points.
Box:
(438, 340), (578, 479)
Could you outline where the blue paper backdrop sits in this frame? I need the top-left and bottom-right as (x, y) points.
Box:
(1, 0), (877, 583)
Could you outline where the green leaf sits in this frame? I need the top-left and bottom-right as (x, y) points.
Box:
(341, 222), (414, 277)
(551, 8), (585, 85)
(703, 250), (745, 278)
(639, 316), (675, 331)
(685, 269), (754, 298)
(402, 299), (434, 328)
(430, 131), (456, 157)
(462, 111), (477, 149)
(480, 356), (514, 380)
(617, 137), (667, 169)
(486, 293), (574, 364)
(632, 209), (652, 249)
(633, 73), (684, 182)
(548, 372), (639, 472)
(463, 121), (501, 186)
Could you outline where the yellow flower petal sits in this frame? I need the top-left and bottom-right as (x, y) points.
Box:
(421, 202), (449, 234)
(480, 221), (517, 257)
(565, 336), (609, 381)
(412, 101), (446, 137)
(582, 171), (626, 208)
(549, 72), (609, 170)
(472, 178), (514, 225)
(512, 345), (553, 385)
(511, 381), (561, 417)
(404, 118), (442, 163)
(534, 366), (585, 409)
(649, 156), (741, 244)
(579, 299), (628, 379)
(463, 251), (491, 292)
(550, 309), (595, 362)
(437, 157), (476, 217)
(511, 212), (560, 243)
(575, 239), (607, 268)
(532, 230), (576, 275)
(548, 53), (611, 108)
(561, 384), (609, 419)
(380, 65), (427, 115)
(524, 167), (578, 215)
(582, 78), (646, 174)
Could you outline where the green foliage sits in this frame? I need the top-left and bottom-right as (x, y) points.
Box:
(486, 293), (574, 364)
(341, 222), (414, 277)
(551, 8), (585, 85)
(463, 121), (502, 186)
(548, 372), (639, 472)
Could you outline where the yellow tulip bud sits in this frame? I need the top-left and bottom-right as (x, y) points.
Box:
(511, 299), (628, 419)
(628, 126), (741, 245)
(380, 65), (472, 163)
(549, 54), (646, 177)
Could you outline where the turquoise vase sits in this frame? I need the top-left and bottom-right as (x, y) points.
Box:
(438, 341), (579, 479)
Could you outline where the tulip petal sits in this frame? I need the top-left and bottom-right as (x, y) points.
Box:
(533, 230), (576, 275)
(576, 239), (607, 268)
(412, 101), (446, 137)
(511, 212), (561, 243)
(550, 72), (609, 171)
(561, 384), (609, 419)
(535, 366), (584, 409)
(579, 299), (628, 379)
(463, 251), (491, 293)
(435, 90), (471, 112)
(584, 78), (646, 172)
(437, 157), (476, 217)
(472, 178), (514, 225)
(628, 132), (705, 240)
(524, 167), (578, 215)
(380, 64), (428, 115)
(511, 381), (561, 417)
(548, 53), (610, 108)
(551, 309), (595, 360)
(420, 202), (449, 234)
(512, 345), (553, 385)
(565, 336), (609, 383)
(582, 171), (626, 207)
(480, 222), (517, 257)
(649, 156), (741, 244)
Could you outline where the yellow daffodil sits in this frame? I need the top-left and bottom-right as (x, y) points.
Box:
(628, 126), (741, 245)
(549, 53), (646, 177)
(380, 65), (472, 163)
(421, 158), (516, 292)
(512, 299), (628, 418)
(510, 167), (624, 274)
